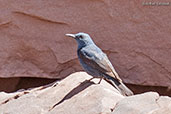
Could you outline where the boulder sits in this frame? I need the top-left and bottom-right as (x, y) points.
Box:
(0, 72), (124, 114)
(112, 93), (171, 114)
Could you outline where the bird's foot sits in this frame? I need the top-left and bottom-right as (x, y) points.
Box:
(88, 77), (94, 81)
(79, 77), (94, 85)
(98, 77), (103, 84)
(85, 77), (94, 83)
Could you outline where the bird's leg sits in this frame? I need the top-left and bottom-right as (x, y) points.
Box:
(98, 77), (103, 84)
(88, 77), (94, 82)
(81, 77), (94, 84)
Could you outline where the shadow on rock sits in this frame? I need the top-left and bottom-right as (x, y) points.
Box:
(50, 79), (95, 110)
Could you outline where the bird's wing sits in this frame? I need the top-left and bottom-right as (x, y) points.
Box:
(78, 48), (122, 82)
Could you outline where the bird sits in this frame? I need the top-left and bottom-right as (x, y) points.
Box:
(65, 32), (133, 96)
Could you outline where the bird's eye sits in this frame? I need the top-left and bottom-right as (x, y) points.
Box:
(79, 35), (83, 38)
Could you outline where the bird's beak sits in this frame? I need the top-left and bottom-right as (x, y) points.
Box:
(65, 34), (76, 38)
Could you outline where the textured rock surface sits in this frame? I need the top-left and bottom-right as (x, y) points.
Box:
(0, 0), (170, 88)
(0, 72), (124, 114)
(0, 72), (171, 114)
(112, 92), (164, 114)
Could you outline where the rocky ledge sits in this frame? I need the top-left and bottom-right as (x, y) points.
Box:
(0, 72), (171, 114)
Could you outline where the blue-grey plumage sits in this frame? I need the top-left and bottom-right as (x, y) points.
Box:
(65, 32), (133, 96)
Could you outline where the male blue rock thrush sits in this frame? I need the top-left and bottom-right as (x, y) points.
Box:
(66, 32), (133, 96)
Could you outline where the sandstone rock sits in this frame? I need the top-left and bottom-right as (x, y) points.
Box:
(149, 107), (171, 114)
(148, 96), (171, 114)
(0, 0), (170, 88)
(112, 92), (171, 114)
(0, 72), (171, 114)
(112, 92), (159, 114)
(0, 72), (124, 114)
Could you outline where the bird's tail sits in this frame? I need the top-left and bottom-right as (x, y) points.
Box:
(105, 75), (134, 96)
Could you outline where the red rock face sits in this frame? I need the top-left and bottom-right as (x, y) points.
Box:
(0, 0), (170, 87)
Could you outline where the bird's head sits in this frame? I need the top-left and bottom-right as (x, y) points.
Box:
(65, 32), (94, 47)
